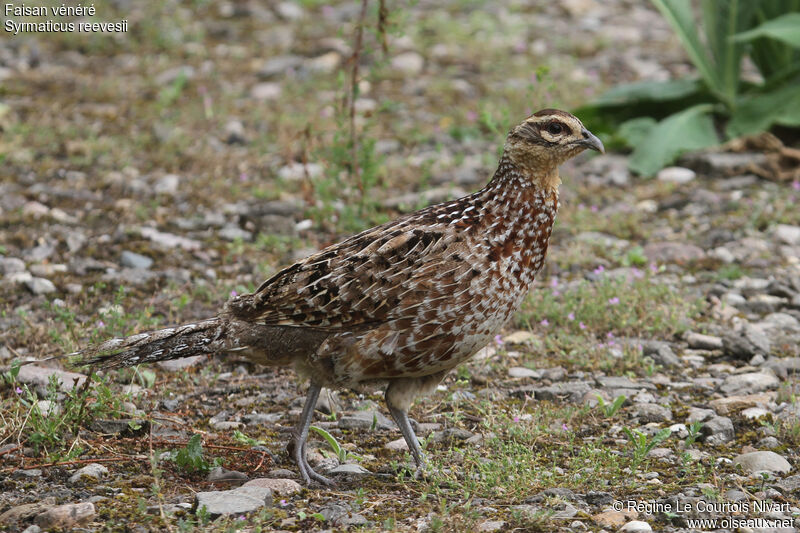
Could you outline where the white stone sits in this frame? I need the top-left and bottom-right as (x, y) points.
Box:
(774, 224), (800, 246)
(620, 520), (653, 532)
(250, 82), (282, 100)
(391, 52), (424, 75)
(657, 166), (695, 183)
(733, 451), (791, 474)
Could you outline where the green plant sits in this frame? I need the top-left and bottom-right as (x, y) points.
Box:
(169, 434), (219, 475)
(309, 425), (362, 463)
(623, 427), (671, 472)
(596, 394), (626, 418)
(580, 0), (800, 175)
(684, 421), (703, 448)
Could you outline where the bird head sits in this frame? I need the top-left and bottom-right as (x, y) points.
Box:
(503, 109), (604, 186)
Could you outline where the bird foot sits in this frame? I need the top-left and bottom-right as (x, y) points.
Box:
(290, 437), (335, 487)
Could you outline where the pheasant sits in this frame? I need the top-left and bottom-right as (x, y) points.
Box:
(75, 109), (603, 485)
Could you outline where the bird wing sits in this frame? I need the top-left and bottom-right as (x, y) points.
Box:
(225, 215), (460, 332)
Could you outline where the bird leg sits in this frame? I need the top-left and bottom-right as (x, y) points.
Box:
(290, 382), (333, 486)
(387, 403), (428, 478)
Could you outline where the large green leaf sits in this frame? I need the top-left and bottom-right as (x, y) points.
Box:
(592, 79), (702, 107)
(619, 117), (657, 148)
(726, 83), (800, 137)
(628, 105), (719, 176)
(733, 13), (800, 47)
(651, 0), (723, 103)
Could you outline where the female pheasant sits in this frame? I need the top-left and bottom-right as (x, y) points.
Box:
(77, 109), (603, 485)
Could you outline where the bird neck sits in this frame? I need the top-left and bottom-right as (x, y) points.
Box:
(485, 151), (562, 196)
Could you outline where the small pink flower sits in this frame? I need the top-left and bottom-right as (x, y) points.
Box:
(239, 172), (248, 182)
(540, 318), (549, 327)
(632, 268), (643, 278)
(793, 180), (800, 191)
(567, 312), (575, 321)
(578, 203), (585, 210)
(96, 320), (105, 328)
(607, 332), (615, 338)
(552, 290), (560, 297)
(15, 386), (23, 394)
(579, 322), (587, 330)
(230, 290), (237, 297)
(550, 278), (559, 288)
(494, 334), (504, 346)
(593, 265), (605, 275)
(466, 110), (478, 122)
(608, 340), (615, 346)
(590, 205), (598, 212)
(608, 297), (620, 305)
(513, 416), (520, 423)
(279, 499), (288, 507)
(649, 262), (658, 274)
(562, 423), (569, 432)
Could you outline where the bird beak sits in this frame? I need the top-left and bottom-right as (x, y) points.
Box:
(577, 128), (605, 154)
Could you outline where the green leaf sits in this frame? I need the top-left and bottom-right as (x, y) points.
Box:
(628, 105), (719, 176)
(733, 13), (800, 48)
(591, 79), (702, 107)
(651, 0), (723, 101)
(726, 83), (800, 137)
(619, 117), (657, 148)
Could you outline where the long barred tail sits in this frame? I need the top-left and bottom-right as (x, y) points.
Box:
(76, 317), (228, 369)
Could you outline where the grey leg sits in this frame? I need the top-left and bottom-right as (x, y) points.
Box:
(290, 382), (333, 486)
(387, 404), (428, 476)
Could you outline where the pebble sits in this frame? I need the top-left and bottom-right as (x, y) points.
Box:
(733, 451), (792, 474)
(250, 82), (282, 100)
(243, 478), (301, 496)
(69, 463), (109, 484)
(631, 403), (672, 423)
(138, 227), (201, 251)
(338, 410), (395, 431)
(328, 463), (370, 475)
(0, 256), (26, 274)
(620, 521), (653, 532)
(194, 486), (272, 517)
(593, 510), (630, 528)
(306, 51), (341, 73)
(722, 324), (771, 359)
(120, 250), (153, 270)
(643, 242), (705, 264)
(385, 437), (408, 451)
(391, 51), (425, 75)
(277, 162), (323, 181)
(686, 332), (723, 350)
(16, 365), (87, 392)
(699, 416), (735, 445)
(34, 503), (95, 529)
(709, 392), (773, 415)
(25, 277), (56, 295)
(207, 466), (249, 483)
(774, 224), (800, 246)
(720, 371), (779, 394)
(508, 366), (541, 379)
(657, 166), (695, 183)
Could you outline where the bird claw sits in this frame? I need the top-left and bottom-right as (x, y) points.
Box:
(291, 437), (335, 487)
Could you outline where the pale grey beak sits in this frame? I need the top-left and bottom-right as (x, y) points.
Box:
(578, 128), (605, 154)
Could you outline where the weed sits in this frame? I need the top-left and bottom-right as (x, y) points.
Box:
(622, 427), (671, 473)
(309, 425), (362, 463)
(596, 394), (626, 418)
(169, 434), (219, 475)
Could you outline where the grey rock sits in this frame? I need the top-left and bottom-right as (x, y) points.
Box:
(243, 478), (301, 496)
(155, 174), (180, 195)
(21, 525), (41, 533)
(25, 277), (56, 295)
(733, 451), (791, 474)
(508, 366), (541, 379)
(275, 2), (304, 20)
(644, 242), (705, 264)
(69, 463), (109, 483)
(530, 381), (593, 402)
(155, 65), (194, 85)
(686, 151), (767, 176)
(328, 463), (370, 476)
(700, 416), (735, 445)
(657, 166), (695, 183)
(720, 371), (779, 394)
(763, 357), (800, 379)
(776, 474), (800, 493)
(218, 225), (253, 242)
(760, 312), (800, 332)
(746, 294), (786, 314)
(430, 428), (475, 444)
(642, 341), (681, 367)
(338, 410), (394, 431)
(17, 365), (86, 392)
(620, 521), (653, 532)
(224, 120), (247, 144)
(0, 256), (26, 274)
(686, 408), (715, 423)
(194, 486), (272, 517)
(774, 224), (800, 246)
(207, 466), (249, 483)
(120, 251), (153, 270)
(258, 55), (303, 79)
(391, 51), (424, 75)
(756, 436), (780, 449)
(686, 332), (723, 350)
(139, 227), (201, 251)
(306, 51), (341, 73)
(243, 412), (282, 425)
(250, 82), (282, 100)
(722, 324), (771, 359)
(34, 503), (95, 529)
(157, 355), (203, 371)
(12, 468), (43, 479)
(90, 419), (148, 436)
(581, 154), (630, 186)
(277, 162), (323, 181)
(596, 376), (655, 390)
(632, 404), (673, 423)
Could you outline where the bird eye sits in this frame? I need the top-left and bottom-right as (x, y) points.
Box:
(547, 122), (564, 135)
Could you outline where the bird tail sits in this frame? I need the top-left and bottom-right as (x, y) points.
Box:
(75, 317), (228, 370)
